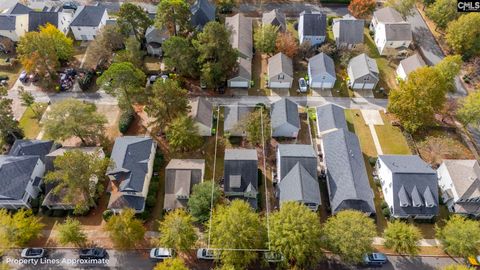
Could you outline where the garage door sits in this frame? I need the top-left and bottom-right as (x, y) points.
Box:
(269, 82), (291, 88)
(364, 83), (375, 89)
(312, 82), (334, 89)
(322, 82), (334, 89)
(229, 81), (249, 88)
(353, 82), (364, 89)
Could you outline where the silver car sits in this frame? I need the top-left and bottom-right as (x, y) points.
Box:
(21, 248), (46, 259)
(298, 78), (307, 92)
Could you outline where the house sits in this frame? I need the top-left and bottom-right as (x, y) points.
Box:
(267, 52), (293, 89)
(262, 9), (286, 32)
(0, 155), (45, 209)
(3, 2), (32, 15)
(370, 7), (404, 32)
(145, 25), (170, 57)
(376, 155), (439, 219)
(308, 53), (336, 90)
(322, 129), (376, 215)
(0, 14), (28, 43)
(106, 136), (156, 213)
(298, 11), (326, 46)
(437, 160), (480, 217)
(276, 144), (320, 210)
(189, 97), (213, 137)
(347, 53), (379, 91)
(271, 98), (300, 138)
(28, 7), (75, 34)
(396, 53), (426, 81)
(9, 140), (55, 161)
(224, 149), (258, 209)
(226, 13), (252, 88)
(224, 104), (253, 137)
(42, 147), (105, 211)
(370, 7), (412, 55)
(190, 0), (216, 30)
(164, 159), (205, 211)
(332, 15), (364, 49)
(70, 5), (108, 41)
(316, 104), (347, 137)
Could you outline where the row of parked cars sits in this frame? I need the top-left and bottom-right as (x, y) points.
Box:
(20, 247), (107, 260)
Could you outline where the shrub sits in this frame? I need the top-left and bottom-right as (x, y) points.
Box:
(146, 195), (156, 208)
(102, 209), (113, 221)
(118, 108), (135, 134)
(382, 207), (391, 218)
(78, 71), (95, 91)
(380, 201), (388, 209)
(368, 157), (377, 167)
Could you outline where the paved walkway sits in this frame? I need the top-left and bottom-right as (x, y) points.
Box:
(373, 237), (441, 247)
(362, 109), (385, 155)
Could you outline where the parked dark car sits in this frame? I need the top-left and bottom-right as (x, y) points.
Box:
(19, 71), (28, 83)
(79, 248), (107, 259)
(21, 248), (46, 259)
(62, 2), (77, 10)
(363, 253), (388, 266)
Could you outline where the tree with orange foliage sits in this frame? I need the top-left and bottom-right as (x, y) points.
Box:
(348, 0), (376, 19)
(275, 31), (299, 58)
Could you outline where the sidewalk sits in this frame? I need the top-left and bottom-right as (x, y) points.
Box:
(373, 237), (441, 247)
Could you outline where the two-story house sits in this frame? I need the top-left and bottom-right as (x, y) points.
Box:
(70, 5), (108, 41)
(298, 11), (326, 46)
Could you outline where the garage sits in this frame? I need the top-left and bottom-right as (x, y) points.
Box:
(353, 82), (364, 89)
(269, 81), (291, 88)
(312, 82), (334, 89)
(364, 83), (375, 89)
(228, 80), (249, 88)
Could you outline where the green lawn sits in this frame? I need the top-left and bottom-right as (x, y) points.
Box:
(19, 103), (48, 139)
(344, 109), (377, 158)
(375, 112), (412, 155)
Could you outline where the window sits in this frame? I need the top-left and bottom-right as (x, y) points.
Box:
(78, 27), (81, 31)
(364, 77), (369, 81)
(278, 74), (284, 80)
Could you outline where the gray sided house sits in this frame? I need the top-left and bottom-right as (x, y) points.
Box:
(268, 52), (293, 89)
(276, 144), (321, 211)
(347, 53), (379, 91)
(298, 11), (326, 46)
(164, 159), (205, 211)
(190, 0), (216, 30)
(271, 98), (300, 138)
(42, 147), (105, 211)
(189, 97), (213, 137)
(332, 14), (364, 49)
(106, 136), (156, 213)
(377, 155), (439, 219)
(262, 9), (286, 32)
(0, 155), (45, 209)
(226, 13), (252, 88)
(437, 160), (480, 217)
(308, 52), (336, 90)
(145, 25), (170, 57)
(316, 104), (347, 136)
(224, 104), (253, 137)
(322, 129), (376, 215)
(224, 149), (259, 209)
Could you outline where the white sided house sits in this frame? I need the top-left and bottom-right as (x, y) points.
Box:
(0, 14), (28, 43)
(308, 52), (336, 90)
(226, 13), (252, 88)
(396, 53), (426, 81)
(70, 5), (108, 41)
(268, 52), (293, 88)
(370, 7), (412, 56)
(298, 11), (326, 46)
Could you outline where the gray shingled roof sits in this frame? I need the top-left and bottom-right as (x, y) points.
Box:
(5, 2), (32, 15)
(277, 144), (317, 180)
(309, 53), (336, 79)
(225, 13), (252, 59)
(70, 5), (106, 27)
(300, 11), (326, 36)
(9, 140), (54, 160)
(145, 25), (169, 44)
(384, 23), (412, 41)
(316, 104), (347, 134)
(348, 53), (379, 80)
(0, 155), (40, 200)
(279, 162), (321, 205)
(373, 7), (404, 23)
(164, 159), (205, 210)
(190, 0), (216, 29)
(271, 98), (300, 137)
(107, 137), (155, 193)
(441, 160), (480, 201)
(28, 11), (59, 31)
(262, 9), (286, 31)
(0, 15), (16, 31)
(268, 52), (293, 80)
(108, 195), (145, 212)
(224, 149), (258, 209)
(224, 104), (253, 136)
(399, 53), (426, 76)
(323, 129), (376, 214)
(379, 155), (438, 217)
(190, 97), (213, 129)
(332, 15), (364, 45)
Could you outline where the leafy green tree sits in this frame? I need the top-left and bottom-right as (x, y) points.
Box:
(426, 0), (459, 30)
(97, 62), (146, 109)
(44, 150), (109, 214)
(188, 181), (222, 223)
(156, 0), (190, 36)
(194, 21), (238, 88)
(56, 217), (87, 247)
(0, 87), (23, 145)
(144, 80), (189, 129)
(104, 208), (146, 249)
(385, 0), (415, 18)
(117, 3), (153, 42)
(153, 258), (188, 270)
(166, 116), (203, 152)
(323, 210), (376, 264)
(162, 36), (198, 77)
(209, 200), (266, 269)
(269, 202), (323, 268)
(348, 0), (376, 19)
(17, 23), (74, 82)
(434, 55), (462, 92)
(446, 13), (480, 57)
(254, 25), (279, 55)
(383, 220), (422, 255)
(113, 36), (145, 68)
(44, 99), (107, 145)
(436, 215), (480, 257)
(0, 209), (44, 249)
(87, 25), (125, 67)
(388, 67), (448, 133)
(244, 107), (271, 146)
(217, 0), (235, 13)
(458, 91), (480, 126)
(157, 209), (197, 253)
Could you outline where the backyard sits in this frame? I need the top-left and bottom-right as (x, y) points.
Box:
(18, 103), (48, 139)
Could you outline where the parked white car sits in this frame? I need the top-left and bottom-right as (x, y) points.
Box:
(196, 248), (218, 260)
(149, 248), (174, 260)
(298, 78), (308, 92)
